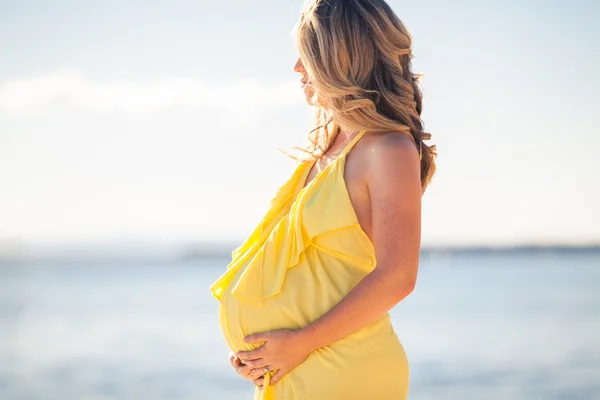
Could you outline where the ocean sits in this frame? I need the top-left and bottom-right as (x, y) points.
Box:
(1, 248), (599, 400)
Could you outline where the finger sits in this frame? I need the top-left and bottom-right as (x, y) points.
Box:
(249, 368), (266, 380)
(242, 358), (266, 369)
(244, 331), (270, 344)
(229, 353), (241, 367)
(253, 377), (264, 388)
(235, 364), (266, 381)
(236, 345), (265, 361)
(234, 364), (253, 379)
(270, 368), (286, 386)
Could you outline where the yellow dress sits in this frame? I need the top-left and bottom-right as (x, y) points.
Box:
(210, 130), (409, 400)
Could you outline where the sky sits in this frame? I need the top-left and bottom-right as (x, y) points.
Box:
(0, 0), (599, 248)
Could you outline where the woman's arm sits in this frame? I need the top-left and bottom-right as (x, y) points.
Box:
(298, 133), (422, 352)
(237, 133), (422, 386)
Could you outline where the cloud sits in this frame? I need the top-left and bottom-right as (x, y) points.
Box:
(0, 68), (303, 116)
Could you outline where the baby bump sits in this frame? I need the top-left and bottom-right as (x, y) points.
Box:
(219, 249), (370, 352)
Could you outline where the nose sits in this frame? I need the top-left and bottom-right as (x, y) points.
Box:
(293, 57), (305, 73)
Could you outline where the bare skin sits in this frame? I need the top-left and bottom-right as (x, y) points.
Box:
(230, 58), (422, 390)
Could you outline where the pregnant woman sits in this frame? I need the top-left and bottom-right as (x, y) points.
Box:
(210, 0), (436, 398)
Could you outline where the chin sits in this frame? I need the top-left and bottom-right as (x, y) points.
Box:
(303, 90), (317, 106)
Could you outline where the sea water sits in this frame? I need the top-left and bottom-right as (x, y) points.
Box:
(1, 249), (599, 400)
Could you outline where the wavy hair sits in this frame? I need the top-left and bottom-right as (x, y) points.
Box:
(294, 0), (436, 190)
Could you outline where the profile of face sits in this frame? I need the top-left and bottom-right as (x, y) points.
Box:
(293, 57), (317, 105)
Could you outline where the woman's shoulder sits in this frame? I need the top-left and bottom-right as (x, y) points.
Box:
(354, 131), (420, 173)
(359, 131), (417, 154)
(344, 130), (421, 200)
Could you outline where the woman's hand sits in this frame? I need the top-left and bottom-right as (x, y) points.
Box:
(235, 328), (313, 386)
(229, 351), (266, 389)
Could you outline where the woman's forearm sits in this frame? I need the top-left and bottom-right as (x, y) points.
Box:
(298, 267), (415, 353)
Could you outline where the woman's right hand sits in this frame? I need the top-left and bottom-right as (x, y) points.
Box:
(229, 351), (266, 389)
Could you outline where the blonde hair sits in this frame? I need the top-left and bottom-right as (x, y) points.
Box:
(294, 0), (436, 190)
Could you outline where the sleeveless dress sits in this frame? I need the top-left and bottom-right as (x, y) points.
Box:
(210, 130), (409, 400)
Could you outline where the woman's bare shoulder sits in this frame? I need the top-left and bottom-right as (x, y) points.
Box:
(355, 131), (420, 176)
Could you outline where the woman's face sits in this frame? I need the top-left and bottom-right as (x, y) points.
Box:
(293, 57), (316, 104)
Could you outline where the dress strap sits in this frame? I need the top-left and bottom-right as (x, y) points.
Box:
(339, 129), (368, 158)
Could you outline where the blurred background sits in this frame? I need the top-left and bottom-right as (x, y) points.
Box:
(1, 0), (599, 399)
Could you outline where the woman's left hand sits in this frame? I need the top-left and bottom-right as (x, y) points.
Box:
(236, 328), (313, 386)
